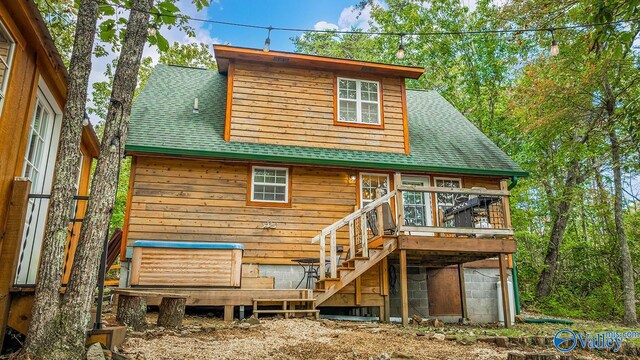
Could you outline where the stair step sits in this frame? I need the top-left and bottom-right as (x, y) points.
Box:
(343, 256), (369, 266)
(253, 309), (319, 314)
(253, 309), (320, 320)
(337, 266), (353, 271)
(253, 298), (316, 303)
(316, 278), (340, 283)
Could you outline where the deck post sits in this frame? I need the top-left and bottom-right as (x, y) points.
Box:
(224, 305), (234, 322)
(348, 219), (355, 259)
(399, 249), (409, 327)
(394, 172), (404, 229)
(375, 188), (384, 237)
(381, 257), (390, 323)
(458, 263), (468, 321)
(0, 179), (30, 352)
(499, 253), (511, 328)
(360, 213), (368, 257)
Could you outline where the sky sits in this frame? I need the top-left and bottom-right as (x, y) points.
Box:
(87, 0), (379, 122)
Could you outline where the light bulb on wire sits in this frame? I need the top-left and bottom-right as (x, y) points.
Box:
(109, 138), (118, 153)
(263, 26), (272, 52)
(148, 23), (158, 37)
(396, 34), (405, 59)
(550, 29), (559, 56)
(82, 112), (90, 126)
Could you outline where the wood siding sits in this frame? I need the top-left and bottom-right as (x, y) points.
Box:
(228, 61), (407, 153)
(124, 156), (508, 266)
(130, 247), (242, 287)
(126, 156), (358, 264)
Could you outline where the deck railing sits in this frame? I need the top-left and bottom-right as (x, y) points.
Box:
(310, 175), (514, 280)
(395, 183), (514, 238)
(311, 189), (395, 280)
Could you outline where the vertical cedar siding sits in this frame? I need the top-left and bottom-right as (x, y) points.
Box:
(228, 61), (407, 153)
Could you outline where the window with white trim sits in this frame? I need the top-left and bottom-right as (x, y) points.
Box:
(251, 166), (289, 203)
(0, 21), (15, 114)
(360, 173), (389, 207)
(337, 78), (381, 125)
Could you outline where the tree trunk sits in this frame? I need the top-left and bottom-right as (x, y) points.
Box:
(157, 297), (187, 329)
(536, 161), (582, 297)
(116, 295), (147, 331)
(24, 0), (99, 357)
(610, 128), (638, 326)
(43, 1), (153, 358)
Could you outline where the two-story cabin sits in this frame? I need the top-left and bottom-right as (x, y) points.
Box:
(0, 0), (100, 351)
(120, 45), (526, 326)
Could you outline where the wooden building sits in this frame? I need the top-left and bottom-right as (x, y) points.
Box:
(0, 0), (100, 350)
(121, 45), (527, 326)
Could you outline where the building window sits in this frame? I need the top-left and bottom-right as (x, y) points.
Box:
(250, 166), (289, 204)
(0, 21), (15, 114)
(434, 177), (464, 226)
(337, 78), (381, 126)
(360, 173), (389, 207)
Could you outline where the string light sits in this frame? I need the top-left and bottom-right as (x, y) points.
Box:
(263, 26), (272, 52)
(396, 34), (405, 59)
(96, 0), (639, 39)
(550, 29), (559, 56)
(148, 22), (158, 36)
(82, 111), (90, 126)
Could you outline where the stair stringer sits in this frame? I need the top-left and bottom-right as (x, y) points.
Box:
(314, 237), (397, 306)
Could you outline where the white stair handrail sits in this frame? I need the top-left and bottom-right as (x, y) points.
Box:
(311, 190), (396, 244)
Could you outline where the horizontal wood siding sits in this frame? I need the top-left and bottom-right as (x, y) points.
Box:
(130, 247), (242, 287)
(229, 62), (406, 153)
(126, 156), (357, 264)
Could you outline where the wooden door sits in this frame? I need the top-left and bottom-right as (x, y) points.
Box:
(427, 267), (462, 316)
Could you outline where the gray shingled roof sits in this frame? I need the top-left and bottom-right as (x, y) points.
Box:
(126, 64), (526, 177)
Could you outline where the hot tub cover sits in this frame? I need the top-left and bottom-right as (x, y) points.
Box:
(132, 240), (244, 250)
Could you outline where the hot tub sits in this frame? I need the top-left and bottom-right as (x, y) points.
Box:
(130, 241), (244, 287)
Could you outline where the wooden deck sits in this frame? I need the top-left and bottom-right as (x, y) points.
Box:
(115, 288), (312, 307)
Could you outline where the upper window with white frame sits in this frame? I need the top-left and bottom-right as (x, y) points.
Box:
(250, 166), (289, 203)
(337, 78), (381, 125)
(0, 21), (15, 113)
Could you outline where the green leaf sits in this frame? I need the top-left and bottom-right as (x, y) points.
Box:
(158, 0), (180, 14)
(99, 4), (115, 16)
(98, 19), (116, 42)
(156, 33), (169, 52)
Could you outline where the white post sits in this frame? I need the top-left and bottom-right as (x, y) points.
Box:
(360, 213), (368, 258)
(330, 230), (337, 278)
(319, 233), (326, 280)
(348, 219), (355, 259)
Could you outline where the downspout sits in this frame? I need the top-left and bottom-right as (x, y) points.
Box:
(507, 176), (521, 315)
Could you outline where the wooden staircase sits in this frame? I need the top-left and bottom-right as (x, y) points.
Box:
(314, 236), (397, 305)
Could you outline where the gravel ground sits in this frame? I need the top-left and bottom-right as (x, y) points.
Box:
(115, 314), (607, 360)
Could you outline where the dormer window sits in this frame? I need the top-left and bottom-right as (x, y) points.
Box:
(336, 77), (382, 127)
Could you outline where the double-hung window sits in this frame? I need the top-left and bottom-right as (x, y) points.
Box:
(337, 78), (381, 126)
(250, 166), (289, 204)
(0, 21), (15, 114)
